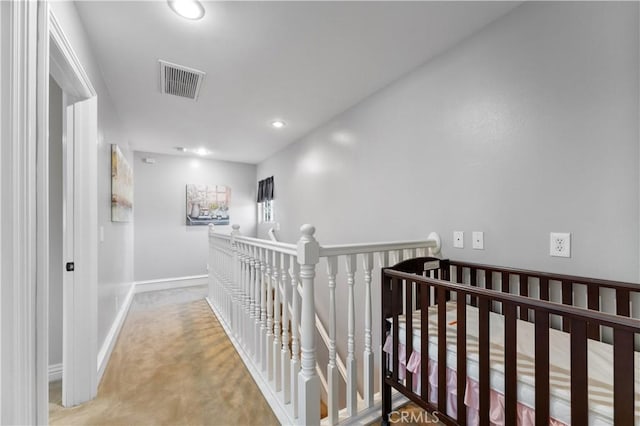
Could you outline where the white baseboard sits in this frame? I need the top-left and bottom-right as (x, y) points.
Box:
(134, 275), (207, 294)
(97, 282), (135, 384)
(48, 363), (63, 383)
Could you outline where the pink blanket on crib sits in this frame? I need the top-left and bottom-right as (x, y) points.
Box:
(383, 336), (566, 426)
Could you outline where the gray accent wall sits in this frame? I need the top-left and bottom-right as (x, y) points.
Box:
(133, 152), (257, 281)
(50, 2), (135, 354)
(257, 1), (640, 283)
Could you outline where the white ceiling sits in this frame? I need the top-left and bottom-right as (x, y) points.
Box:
(75, 1), (520, 164)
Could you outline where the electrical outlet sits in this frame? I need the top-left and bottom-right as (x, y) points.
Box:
(453, 231), (464, 248)
(550, 232), (571, 257)
(472, 231), (484, 250)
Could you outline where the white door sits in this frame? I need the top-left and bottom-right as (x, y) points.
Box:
(62, 96), (98, 407)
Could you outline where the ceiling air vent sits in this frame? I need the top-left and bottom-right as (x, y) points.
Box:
(159, 60), (206, 100)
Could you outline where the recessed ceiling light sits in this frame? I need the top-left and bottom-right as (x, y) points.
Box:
(176, 147), (187, 152)
(271, 120), (286, 129)
(168, 0), (205, 20)
(195, 147), (209, 156)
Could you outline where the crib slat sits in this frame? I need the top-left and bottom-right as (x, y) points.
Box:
(456, 292), (467, 426)
(617, 288), (630, 317)
(501, 272), (510, 293)
(504, 303), (517, 424)
(437, 287), (447, 415)
(405, 281), (413, 393)
(478, 298), (490, 426)
(382, 274), (392, 423)
(470, 268), (478, 307)
(519, 274), (529, 320)
(539, 277), (549, 301)
(485, 269), (493, 290)
(392, 278), (400, 383)
(442, 263), (451, 301)
(420, 284), (429, 404)
(570, 319), (588, 425)
(456, 266), (463, 305)
(562, 281), (572, 332)
(613, 328), (634, 424)
(587, 285), (600, 340)
(534, 311), (550, 426)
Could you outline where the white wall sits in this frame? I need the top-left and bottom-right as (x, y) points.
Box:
(133, 152), (257, 281)
(50, 2), (135, 353)
(258, 1), (639, 283)
(48, 76), (63, 367)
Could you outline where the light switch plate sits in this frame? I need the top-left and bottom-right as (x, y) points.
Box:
(99, 226), (104, 242)
(453, 231), (464, 248)
(472, 231), (484, 250)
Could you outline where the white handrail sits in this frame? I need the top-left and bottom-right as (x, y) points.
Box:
(319, 232), (441, 258)
(234, 234), (297, 256)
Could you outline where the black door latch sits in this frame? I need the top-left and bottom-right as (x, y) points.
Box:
(66, 262), (75, 272)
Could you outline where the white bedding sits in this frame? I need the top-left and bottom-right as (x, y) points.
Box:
(387, 301), (640, 425)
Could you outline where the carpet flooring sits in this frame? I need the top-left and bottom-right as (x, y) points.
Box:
(50, 286), (279, 426)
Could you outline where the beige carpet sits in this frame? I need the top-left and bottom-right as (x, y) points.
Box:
(50, 288), (279, 426)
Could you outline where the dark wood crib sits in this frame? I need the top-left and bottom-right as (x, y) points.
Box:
(381, 257), (640, 426)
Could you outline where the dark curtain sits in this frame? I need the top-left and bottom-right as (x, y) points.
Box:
(257, 176), (274, 202)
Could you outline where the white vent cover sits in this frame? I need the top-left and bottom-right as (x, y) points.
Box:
(159, 60), (206, 100)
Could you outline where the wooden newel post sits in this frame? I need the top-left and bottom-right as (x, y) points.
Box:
(296, 224), (321, 426)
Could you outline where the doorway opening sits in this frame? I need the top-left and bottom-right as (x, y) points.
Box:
(46, 13), (99, 414)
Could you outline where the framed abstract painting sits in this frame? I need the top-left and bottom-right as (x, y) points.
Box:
(111, 144), (133, 222)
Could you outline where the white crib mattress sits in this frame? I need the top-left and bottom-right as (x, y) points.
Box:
(387, 301), (640, 425)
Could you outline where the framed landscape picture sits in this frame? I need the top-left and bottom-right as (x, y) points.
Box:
(111, 144), (133, 222)
(186, 184), (231, 226)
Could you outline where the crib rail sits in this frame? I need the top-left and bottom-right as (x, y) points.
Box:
(208, 224), (441, 425)
(382, 262), (640, 426)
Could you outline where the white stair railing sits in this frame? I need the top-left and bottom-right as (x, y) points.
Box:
(207, 224), (441, 426)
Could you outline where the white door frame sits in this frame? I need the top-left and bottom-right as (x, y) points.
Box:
(1, 1), (44, 424)
(47, 2), (99, 408)
(35, 5), (98, 424)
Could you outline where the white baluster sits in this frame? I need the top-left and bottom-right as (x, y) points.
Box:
(254, 246), (261, 361)
(273, 251), (282, 390)
(363, 252), (374, 408)
(208, 225), (215, 302)
(231, 225), (240, 337)
(379, 251), (390, 268)
(290, 255), (301, 418)
(297, 225), (320, 426)
(378, 251), (390, 394)
(281, 254), (291, 404)
(238, 243), (246, 346)
(244, 244), (252, 349)
(265, 250), (274, 378)
(345, 254), (357, 416)
(326, 256), (339, 425)
(260, 248), (267, 371)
